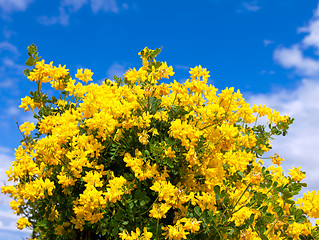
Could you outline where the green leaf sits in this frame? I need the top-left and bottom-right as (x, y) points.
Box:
(275, 206), (283, 215)
(285, 199), (295, 204)
(214, 185), (221, 199)
(194, 206), (201, 217)
(23, 68), (30, 77)
(140, 200), (146, 206)
(27, 44), (37, 55)
(25, 56), (36, 66)
(114, 210), (124, 221)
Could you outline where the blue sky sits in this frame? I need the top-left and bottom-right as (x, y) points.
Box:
(1, 0), (319, 238)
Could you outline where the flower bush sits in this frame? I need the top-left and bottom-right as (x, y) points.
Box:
(2, 44), (319, 239)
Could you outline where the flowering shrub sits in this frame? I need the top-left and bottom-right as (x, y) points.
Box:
(2, 44), (319, 239)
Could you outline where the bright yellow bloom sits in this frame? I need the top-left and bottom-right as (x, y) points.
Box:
(296, 190), (319, 218)
(149, 202), (171, 219)
(286, 222), (312, 239)
(189, 65), (210, 81)
(75, 68), (93, 84)
(150, 180), (179, 205)
(165, 147), (176, 158)
(27, 60), (54, 83)
(104, 176), (129, 203)
(179, 218), (201, 233)
(138, 131), (150, 145)
(19, 121), (35, 136)
(57, 172), (77, 187)
(289, 166), (306, 182)
(119, 227), (153, 240)
(19, 96), (41, 112)
(162, 223), (189, 240)
(17, 217), (31, 230)
(270, 152), (285, 166)
(231, 207), (255, 227)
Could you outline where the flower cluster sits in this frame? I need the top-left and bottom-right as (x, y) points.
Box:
(1, 44), (319, 239)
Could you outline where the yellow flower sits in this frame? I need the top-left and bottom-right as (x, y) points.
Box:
(162, 223), (189, 240)
(57, 173), (76, 187)
(75, 68), (93, 83)
(149, 202), (171, 219)
(19, 96), (40, 112)
(189, 65), (210, 81)
(27, 60), (54, 83)
(179, 218), (201, 233)
(289, 166), (306, 182)
(150, 180), (179, 205)
(19, 121), (35, 136)
(138, 131), (150, 145)
(17, 217), (31, 230)
(119, 227), (153, 240)
(231, 207), (255, 227)
(296, 190), (319, 218)
(270, 152), (285, 166)
(104, 176), (128, 203)
(165, 147), (176, 158)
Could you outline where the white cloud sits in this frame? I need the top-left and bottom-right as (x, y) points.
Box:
(242, 1), (260, 11)
(122, 3), (128, 10)
(0, 41), (18, 54)
(107, 62), (126, 79)
(7, 106), (19, 116)
(174, 64), (190, 70)
(62, 0), (88, 12)
(1, 57), (24, 71)
(274, 4), (319, 77)
(91, 0), (119, 13)
(259, 70), (275, 75)
(0, 0), (33, 14)
(299, 19), (319, 52)
(38, 0), (120, 26)
(0, 147), (14, 180)
(263, 39), (274, 46)
(37, 15), (60, 26)
(2, 26), (15, 39)
(37, 6), (70, 26)
(248, 79), (319, 192)
(274, 45), (319, 76)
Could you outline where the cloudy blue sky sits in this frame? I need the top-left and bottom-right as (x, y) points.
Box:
(1, 0), (319, 238)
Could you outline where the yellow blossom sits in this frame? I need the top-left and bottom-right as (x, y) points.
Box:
(75, 68), (93, 84)
(17, 217), (31, 230)
(19, 121), (35, 136)
(289, 166), (306, 182)
(270, 152), (285, 166)
(149, 202), (171, 219)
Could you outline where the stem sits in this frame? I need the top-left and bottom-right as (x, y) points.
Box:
(208, 217), (223, 239)
(14, 117), (28, 143)
(224, 94), (234, 121)
(226, 183), (251, 216)
(59, 80), (62, 100)
(234, 183), (250, 209)
(172, 92), (178, 105)
(156, 218), (159, 240)
(265, 217), (280, 236)
(140, 196), (159, 216)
